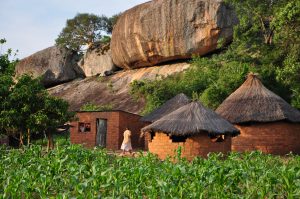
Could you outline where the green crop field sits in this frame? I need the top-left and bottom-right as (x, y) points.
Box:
(1, 145), (300, 198)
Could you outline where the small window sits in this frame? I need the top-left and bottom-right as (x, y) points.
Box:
(210, 135), (225, 143)
(170, 135), (188, 143)
(79, 122), (91, 133)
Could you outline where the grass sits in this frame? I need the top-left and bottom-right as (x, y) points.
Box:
(1, 144), (300, 198)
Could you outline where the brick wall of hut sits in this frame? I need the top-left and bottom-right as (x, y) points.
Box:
(119, 112), (146, 150)
(147, 132), (232, 160)
(233, 122), (300, 155)
(70, 111), (145, 150)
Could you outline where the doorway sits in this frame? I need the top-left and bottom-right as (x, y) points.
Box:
(96, 119), (107, 147)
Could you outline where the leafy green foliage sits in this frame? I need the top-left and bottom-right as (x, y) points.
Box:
(5, 75), (46, 134)
(0, 40), (74, 145)
(102, 13), (121, 34)
(0, 39), (18, 135)
(55, 13), (121, 51)
(1, 146), (300, 198)
(2, 74), (74, 145)
(80, 103), (114, 112)
(131, 54), (290, 114)
(223, 0), (300, 108)
(56, 13), (106, 51)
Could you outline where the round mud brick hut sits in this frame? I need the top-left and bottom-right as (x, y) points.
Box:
(142, 101), (239, 160)
(216, 73), (300, 155)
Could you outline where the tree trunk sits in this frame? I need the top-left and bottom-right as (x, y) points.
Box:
(264, 31), (274, 45)
(27, 129), (31, 145)
(47, 132), (54, 152)
(19, 132), (24, 147)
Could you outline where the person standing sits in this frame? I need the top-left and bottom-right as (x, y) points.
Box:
(121, 127), (132, 155)
(121, 128), (132, 154)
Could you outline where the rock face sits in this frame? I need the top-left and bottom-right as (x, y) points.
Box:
(111, 0), (237, 69)
(48, 62), (190, 113)
(15, 46), (84, 87)
(78, 44), (117, 77)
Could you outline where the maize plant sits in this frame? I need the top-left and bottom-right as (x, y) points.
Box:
(1, 145), (300, 198)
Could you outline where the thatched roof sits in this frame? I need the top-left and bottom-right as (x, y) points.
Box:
(141, 93), (191, 122)
(216, 73), (300, 124)
(142, 101), (239, 136)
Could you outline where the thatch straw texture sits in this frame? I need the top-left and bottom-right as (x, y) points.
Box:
(142, 101), (239, 136)
(141, 93), (191, 122)
(216, 73), (300, 123)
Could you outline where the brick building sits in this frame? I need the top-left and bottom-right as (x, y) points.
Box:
(216, 73), (300, 155)
(70, 111), (146, 150)
(142, 101), (239, 160)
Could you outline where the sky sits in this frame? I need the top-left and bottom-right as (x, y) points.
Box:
(0, 0), (148, 59)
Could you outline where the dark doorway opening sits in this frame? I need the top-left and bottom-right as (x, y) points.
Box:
(96, 119), (107, 147)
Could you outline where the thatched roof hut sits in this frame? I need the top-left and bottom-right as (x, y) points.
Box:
(216, 73), (300, 123)
(142, 101), (239, 136)
(141, 93), (191, 123)
(142, 101), (239, 160)
(216, 73), (300, 155)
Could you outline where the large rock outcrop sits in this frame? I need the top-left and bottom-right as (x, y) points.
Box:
(48, 62), (190, 113)
(78, 44), (117, 77)
(15, 46), (84, 87)
(111, 0), (237, 69)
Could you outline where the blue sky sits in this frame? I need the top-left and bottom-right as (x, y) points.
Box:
(0, 0), (148, 59)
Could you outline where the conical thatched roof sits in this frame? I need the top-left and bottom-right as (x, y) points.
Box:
(141, 93), (191, 122)
(142, 101), (239, 136)
(216, 73), (300, 124)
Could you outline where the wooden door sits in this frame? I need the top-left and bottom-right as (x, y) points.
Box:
(96, 119), (107, 147)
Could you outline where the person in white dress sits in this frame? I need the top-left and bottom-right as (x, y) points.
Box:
(121, 128), (132, 155)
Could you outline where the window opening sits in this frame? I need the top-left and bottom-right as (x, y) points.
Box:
(79, 122), (91, 133)
(170, 135), (188, 143)
(210, 135), (225, 143)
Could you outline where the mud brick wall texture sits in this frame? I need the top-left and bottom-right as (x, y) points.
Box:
(70, 111), (146, 150)
(233, 122), (300, 155)
(148, 132), (231, 160)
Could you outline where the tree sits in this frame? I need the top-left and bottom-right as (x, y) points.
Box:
(225, 0), (300, 108)
(56, 13), (122, 52)
(0, 39), (17, 137)
(5, 75), (75, 147)
(103, 13), (121, 34)
(5, 75), (46, 146)
(56, 13), (107, 51)
(38, 96), (74, 150)
(226, 0), (286, 45)
(0, 39), (75, 147)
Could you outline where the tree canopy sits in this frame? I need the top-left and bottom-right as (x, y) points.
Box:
(0, 40), (74, 147)
(55, 13), (120, 52)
